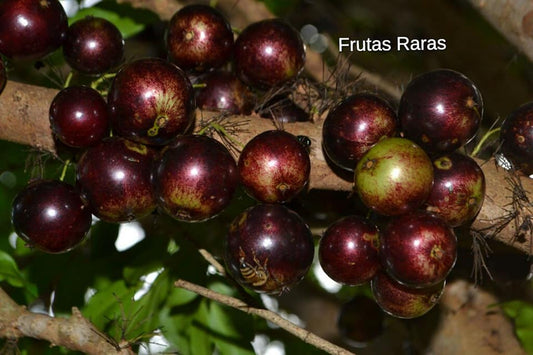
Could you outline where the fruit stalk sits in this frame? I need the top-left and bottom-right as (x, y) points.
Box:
(0, 79), (531, 253)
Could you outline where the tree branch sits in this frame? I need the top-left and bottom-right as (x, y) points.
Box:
(1, 79), (532, 253)
(174, 279), (355, 355)
(466, 0), (533, 63)
(0, 288), (135, 354)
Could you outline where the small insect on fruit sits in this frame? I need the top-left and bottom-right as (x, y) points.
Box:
(239, 247), (270, 287)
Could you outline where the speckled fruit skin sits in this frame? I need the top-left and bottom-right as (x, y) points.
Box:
(354, 137), (434, 216)
(154, 134), (239, 222)
(323, 93), (398, 171)
(108, 58), (195, 146)
(239, 130), (311, 203)
(234, 19), (305, 89)
(166, 4), (234, 72)
(380, 211), (457, 288)
(425, 153), (486, 227)
(11, 180), (91, 253)
(76, 137), (156, 223)
(63, 16), (124, 75)
(337, 295), (384, 346)
(371, 270), (445, 319)
(500, 102), (533, 176)
(398, 69), (483, 153)
(49, 86), (110, 148)
(195, 70), (255, 114)
(319, 215), (380, 285)
(0, 0), (67, 60)
(0, 57), (5, 94)
(225, 204), (314, 294)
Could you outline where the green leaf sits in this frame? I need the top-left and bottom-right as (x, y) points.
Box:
(500, 300), (533, 353)
(189, 299), (214, 355)
(69, 1), (160, 39)
(0, 250), (25, 287)
(259, 0), (300, 16)
(82, 279), (137, 337)
(209, 302), (255, 355)
(123, 269), (169, 340)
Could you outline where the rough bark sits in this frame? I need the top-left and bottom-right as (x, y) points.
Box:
(0, 288), (134, 354)
(0, 79), (532, 255)
(467, 0), (533, 63)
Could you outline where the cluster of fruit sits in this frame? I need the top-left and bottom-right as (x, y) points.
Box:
(320, 69), (487, 319)
(3, 0), (315, 290)
(2, 0), (531, 323)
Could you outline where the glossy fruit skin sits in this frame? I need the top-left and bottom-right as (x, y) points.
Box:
(166, 4), (234, 72)
(239, 130), (311, 203)
(76, 137), (156, 223)
(63, 16), (124, 75)
(337, 295), (384, 346)
(108, 58), (195, 146)
(259, 96), (309, 123)
(380, 211), (457, 288)
(354, 137), (434, 216)
(323, 93), (398, 171)
(225, 204), (314, 294)
(195, 70), (255, 114)
(371, 270), (445, 319)
(398, 69), (483, 153)
(154, 134), (239, 222)
(0, 0), (67, 60)
(0, 57), (5, 94)
(500, 102), (533, 175)
(425, 153), (486, 227)
(319, 215), (380, 285)
(49, 86), (110, 148)
(234, 19), (305, 88)
(11, 180), (91, 253)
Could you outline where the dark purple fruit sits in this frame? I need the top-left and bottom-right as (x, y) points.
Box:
(0, 57), (5, 94)
(500, 102), (533, 176)
(398, 69), (483, 153)
(239, 130), (311, 203)
(49, 86), (110, 148)
(63, 16), (124, 75)
(318, 215), (380, 285)
(234, 19), (305, 89)
(11, 180), (91, 253)
(166, 4), (234, 72)
(0, 0), (67, 60)
(381, 211), (457, 288)
(76, 137), (156, 223)
(154, 134), (239, 222)
(354, 137), (434, 216)
(108, 57), (195, 146)
(259, 95), (309, 123)
(337, 295), (384, 346)
(195, 70), (255, 114)
(371, 270), (444, 319)
(225, 204), (314, 294)
(323, 93), (398, 171)
(426, 153), (486, 227)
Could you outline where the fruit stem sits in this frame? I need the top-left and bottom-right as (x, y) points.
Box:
(209, 0), (218, 7)
(59, 159), (71, 182)
(90, 73), (117, 91)
(192, 83), (207, 89)
(198, 121), (244, 149)
(471, 127), (501, 157)
(63, 71), (73, 88)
